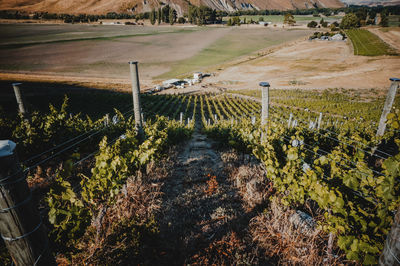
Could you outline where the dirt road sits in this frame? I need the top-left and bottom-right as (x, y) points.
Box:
(152, 113), (268, 264)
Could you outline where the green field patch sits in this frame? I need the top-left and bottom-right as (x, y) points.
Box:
(223, 15), (342, 24)
(157, 28), (310, 79)
(346, 29), (398, 56)
(388, 15), (400, 27)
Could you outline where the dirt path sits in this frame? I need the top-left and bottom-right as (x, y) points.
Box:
(151, 113), (268, 264)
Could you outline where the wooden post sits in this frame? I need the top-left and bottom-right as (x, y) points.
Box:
(317, 112), (323, 130)
(129, 61), (144, 138)
(377, 78), (400, 137)
(12, 83), (27, 116)
(260, 82), (270, 126)
(0, 140), (55, 266)
(379, 206), (400, 265)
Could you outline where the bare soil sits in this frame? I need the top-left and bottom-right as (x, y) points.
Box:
(1, 25), (399, 92)
(194, 38), (400, 91)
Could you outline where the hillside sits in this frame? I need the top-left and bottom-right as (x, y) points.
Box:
(0, 0), (344, 15)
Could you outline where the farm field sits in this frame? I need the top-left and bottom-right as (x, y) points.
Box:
(1, 82), (400, 265)
(346, 29), (398, 56)
(0, 24), (311, 83)
(196, 37), (400, 91)
(222, 15), (342, 25)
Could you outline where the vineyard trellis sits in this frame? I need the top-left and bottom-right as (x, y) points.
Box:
(0, 76), (399, 264)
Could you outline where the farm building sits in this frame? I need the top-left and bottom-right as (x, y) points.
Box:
(331, 34), (343, 41)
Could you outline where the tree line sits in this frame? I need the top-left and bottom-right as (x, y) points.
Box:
(1, 4), (399, 25)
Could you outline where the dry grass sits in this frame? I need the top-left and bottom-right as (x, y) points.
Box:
(57, 164), (166, 265)
(250, 199), (345, 265)
(189, 231), (256, 266)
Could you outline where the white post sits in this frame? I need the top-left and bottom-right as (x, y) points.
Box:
(288, 113), (293, 128)
(105, 114), (110, 127)
(252, 116), (256, 125)
(377, 78), (400, 136)
(260, 82), (270, 127)
(12, 83), (28, 116)
(317, 112), (323, 130)
(180, 112), (183, 124)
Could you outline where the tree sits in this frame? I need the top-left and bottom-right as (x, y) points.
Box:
(149, 9), (156, 25)
(340, 13), (360, 29)
(258, 16), (264, 22)
(162, 5), (170, 23)
(157, 8), (162, 24)
(380, 11), (389, 27)
(169, 8), (177, 25)
(307, 20), (318, 28)
(177, 17), (185, 24)
(284, 13), (296, 26)
(321, 20), (328, 27)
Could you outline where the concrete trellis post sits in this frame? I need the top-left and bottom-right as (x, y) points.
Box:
(0, 141), (55, 266)
(129, 61), (144, 139)
(288, 113), (293, 128)
(260, 82), (270, 127)
(377, 78), (400, 137)
(317, 112), (323, 130)
(12, 83), (28, 117)
(104, 114), (110, 127)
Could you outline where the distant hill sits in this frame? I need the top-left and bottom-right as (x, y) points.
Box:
(341, 0), (400, 6)
(0, 0), (345, 16)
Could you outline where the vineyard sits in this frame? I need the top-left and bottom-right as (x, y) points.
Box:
(0, 85), (400, 265)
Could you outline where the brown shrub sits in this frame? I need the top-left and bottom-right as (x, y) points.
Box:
(71, 177), (163, 265)
(250, 199), (344, 265)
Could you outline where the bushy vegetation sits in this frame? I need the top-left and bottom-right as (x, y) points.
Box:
(200, 93), (400, 265)
(1, 88), (400, 264)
